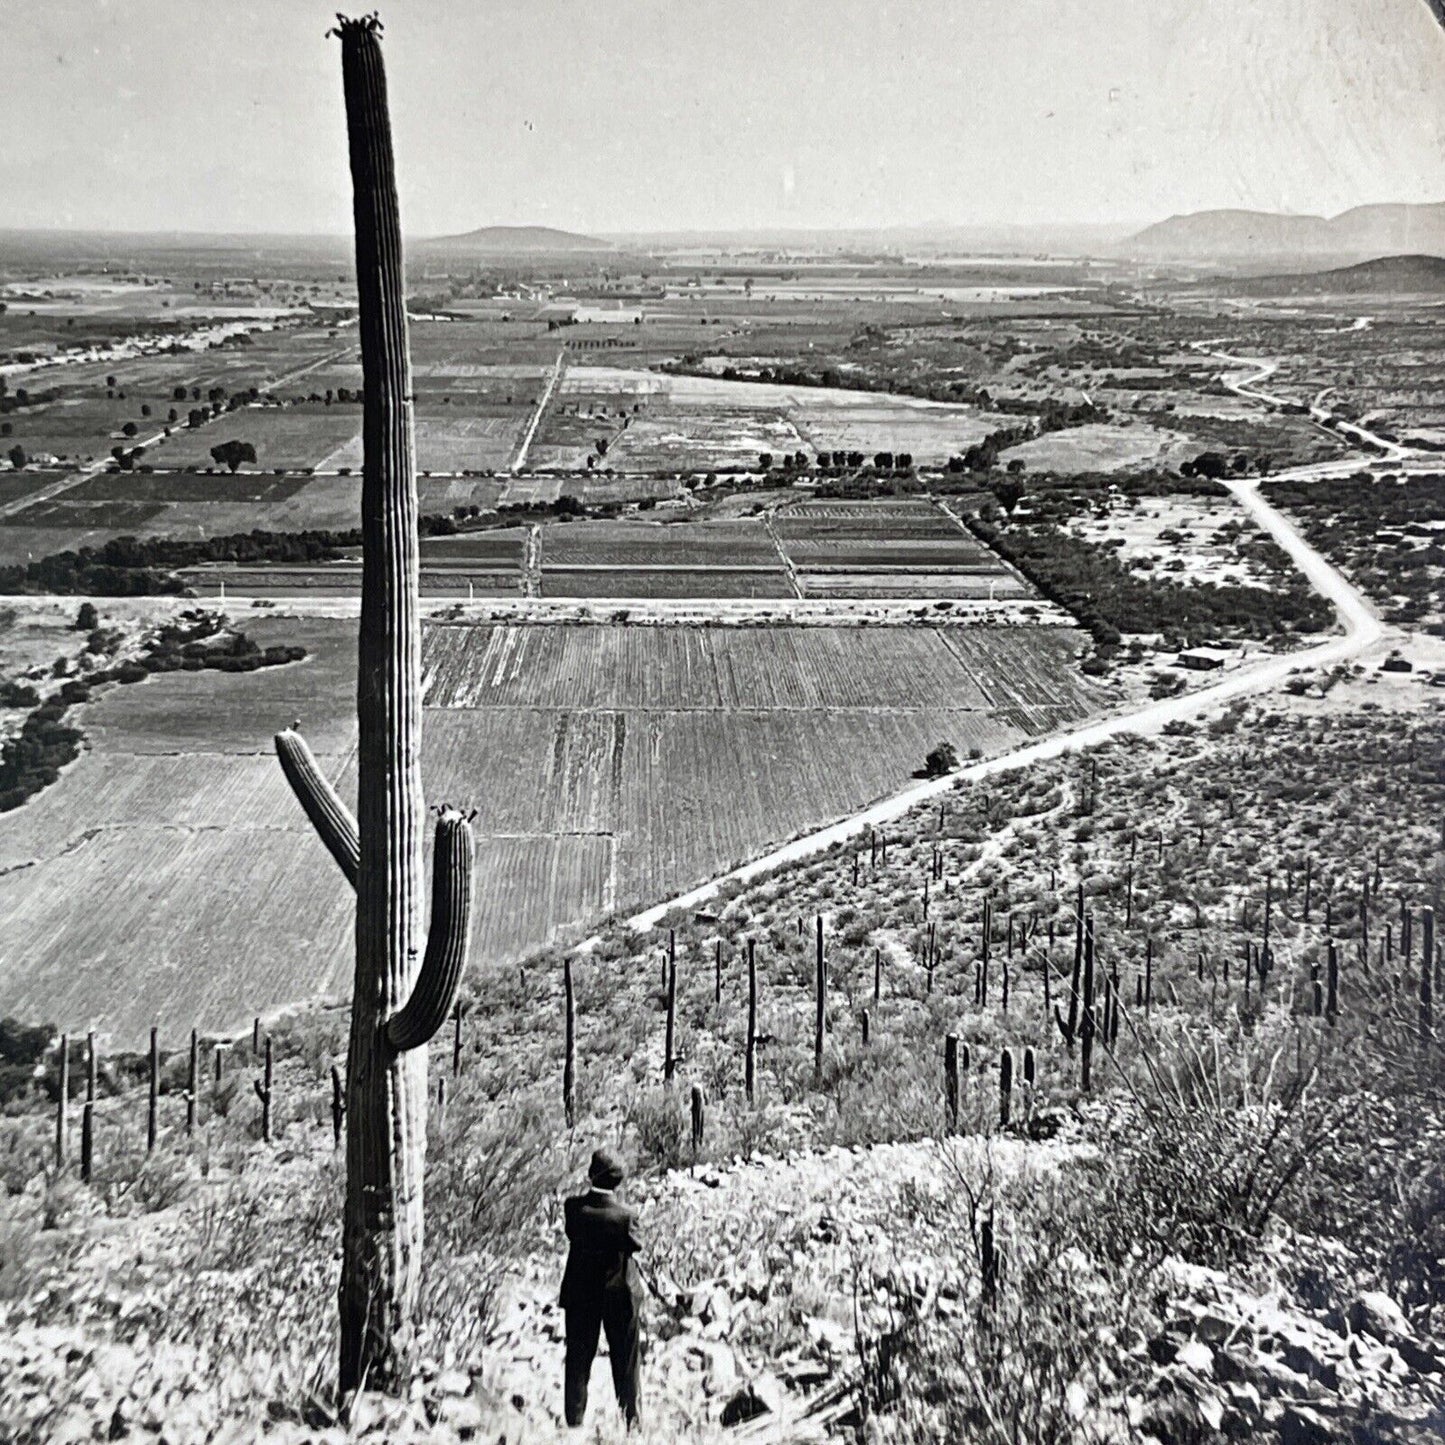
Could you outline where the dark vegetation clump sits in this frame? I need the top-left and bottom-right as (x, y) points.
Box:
(968, 509), (1331, 649)
(0, 611), (305, 812)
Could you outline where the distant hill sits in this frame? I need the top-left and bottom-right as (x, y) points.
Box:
(1124, 202), (1445, 264)
(418, 225), (614, 253)
(1228, 253), (1445, 297)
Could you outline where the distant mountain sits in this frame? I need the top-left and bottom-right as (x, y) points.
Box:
(1124, 203), (1445, 264)
(1228, 253), (1445, 297)
(600, 222), (1137, 256)
(418, 225), (613, 253)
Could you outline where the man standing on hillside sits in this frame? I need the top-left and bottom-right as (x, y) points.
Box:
(560, 1146), (644, 1429)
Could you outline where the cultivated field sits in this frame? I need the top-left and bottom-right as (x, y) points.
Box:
(539, 519), (779, 567)
(539, 569), (793, 599)
(0, 614), (1102, 1044)
(998, 419), (1196, 474)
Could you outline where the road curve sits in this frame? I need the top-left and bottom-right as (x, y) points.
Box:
(625, 470), (1385, 932)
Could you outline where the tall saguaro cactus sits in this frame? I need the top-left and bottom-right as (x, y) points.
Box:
(273, 14), (475, 1399)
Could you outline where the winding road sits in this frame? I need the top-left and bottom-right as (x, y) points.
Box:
(626, 462), (1387, 932)
(1191, 341), (1412, 464)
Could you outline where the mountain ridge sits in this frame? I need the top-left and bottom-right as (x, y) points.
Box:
(1126, 202), (1445, 262)
(1226, 252), (1445, 296)
(418, 224), (614, 252)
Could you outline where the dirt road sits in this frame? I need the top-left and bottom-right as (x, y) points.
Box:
(510, 348), (565, 472)
(1193, 343), (1412, 463)
(626, 467), (1385, 931)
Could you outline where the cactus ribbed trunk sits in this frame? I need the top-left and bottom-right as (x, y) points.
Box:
(813, 914), (826, 1085)
(81, 1032), (95, 1184)
(147, 1026), (159, 1153)
(340, 16), (426, 1398)
(745, 939), (757, 1104)
(563, 955), (577, 1126)
(266, 16), (470, 1397)
(944, 1032), (960, 1132)
(55, 1033), (69, 1168)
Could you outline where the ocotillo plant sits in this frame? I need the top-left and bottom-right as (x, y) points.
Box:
(254, 1035), (274, 1143)
(745, 940), (758, 1104)
(563, 954), (577, 1126)
(146, 1026), (159, 1154)
(451, 1001), (463, 1078)
(813, 914), (826, 1086)
(272, 15), (477, 1398)
(714, 939), (722, 1007)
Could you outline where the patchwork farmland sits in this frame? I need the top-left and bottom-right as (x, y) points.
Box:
(0, 613), (1100, 1046)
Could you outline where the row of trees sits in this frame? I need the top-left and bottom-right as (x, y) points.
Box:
(757, 449), (917, 474)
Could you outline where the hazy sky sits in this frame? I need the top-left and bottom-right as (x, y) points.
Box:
(4, 0), (1444, 236)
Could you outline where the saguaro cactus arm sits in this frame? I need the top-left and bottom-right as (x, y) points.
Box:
(275, 729), (360, 887)
(386, 809), (475, 1051)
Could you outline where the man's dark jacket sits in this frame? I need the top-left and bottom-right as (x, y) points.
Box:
(559, 1188), (644, 1308)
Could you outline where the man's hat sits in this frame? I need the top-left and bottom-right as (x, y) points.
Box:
(588, 1146), (625, 1189)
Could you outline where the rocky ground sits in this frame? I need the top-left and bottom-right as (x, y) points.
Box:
(3, 1125), (1443, 1444)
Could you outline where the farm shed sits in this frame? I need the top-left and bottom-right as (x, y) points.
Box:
(1176, 647), (1231, 671)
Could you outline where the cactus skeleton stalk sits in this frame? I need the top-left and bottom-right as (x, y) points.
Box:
(944, 1033), (960, 1132)
(147, 1026), (159, 1154)
(814, 914), (826, 1086)
(81, 1032), (96, 1184)
(271, 16), (476, 1398)
(186, 1028), (198, 1137)
(745, 939), (757, 1104)
(55, 1033), (69, 1169)
(254, 1035), (273, 1143)
(690, 1083), (705, 1154)
(564, 955), (577, 1126)
(664, 956), (678, 1084)
(1422, 909), (1436, 1046)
